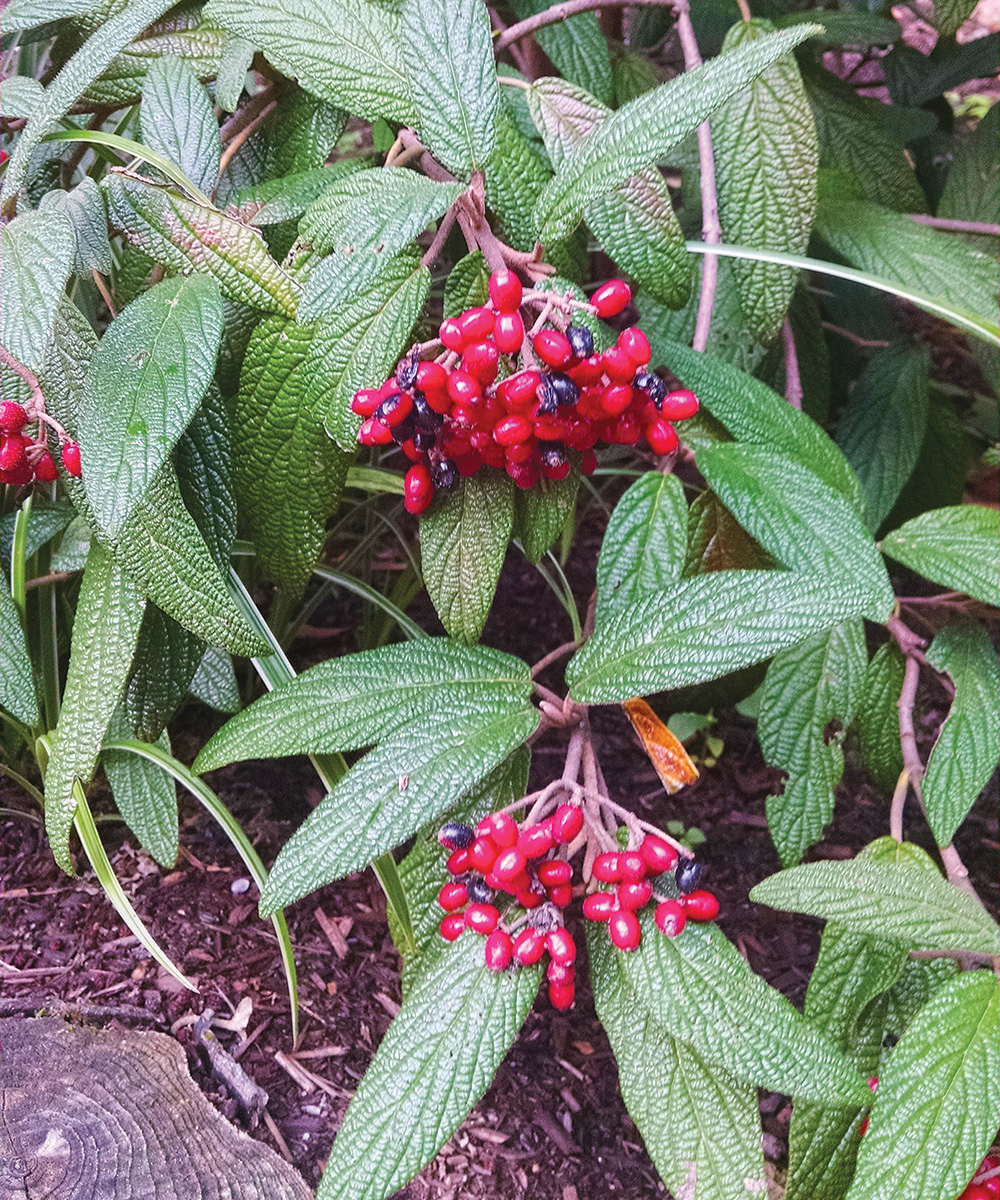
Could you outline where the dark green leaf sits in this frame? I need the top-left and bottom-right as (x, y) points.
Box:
(774, 11), (902, 44)
(38, 177), (114, 276)
(857, 643), (906, 795)
(684, 489), (775, 575)
(215, 35), (255, 112)
(513, 466), (580, 564)
(0, 572), (38, 726)
(0, 208), (75, 373)
(174, 384), (237, 570)
(0, 499), (75, 577)
(884, 35), (999, 109)
(880, 505), (999, 607)
(261, 85), (350, 180)
(929, 0), (978, 37)
(123, 607), (204, 744)
(103, 710), (178, 868)
(241, 162), (371, 227)
(139, 55), (220, 195)
(609, 43), (661, 107)
(189, 646), (241, 715)
(512, 0), (613, 105)
(443, 252), (490, 319)
(485, 108), (553, 253)
(938, 103), (999, 252)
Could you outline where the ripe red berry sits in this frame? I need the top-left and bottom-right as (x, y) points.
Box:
(640, 835), (678, 876)
(0, 433), (28, 473)
(545, 927), (576, 965)
(516, 887), (544, 909)
(358, 417), (394, 446)
(351, 388), (382, 417)
(512, 927), (545, 965)
(550, 803), (584, 844)
(34, 452), (58, 483)
(568, 355), (605, 386)
(462, 341), (499, 386)
(660, 389), (700, 421)
(447, 847), (470, 875)
(592, 852), (621, 883)
(583, 892), (615, 922)
(403, 463), (434, 515)
(960, 1187), (993, 1200)
(618, 852), (647, 883)
(459, 306), (495, 342)
(465, 903), (500, 934)
(469, 835), (499, 874)
(416, 359), (449, 393)
(484, 929), (514, 972)
(618, 327), (651, 366)
(644, 418), (678, 456)
(533, 329), (574, 369)
(617, 880), (653, 911)
(591, 279), (632, 318)
(548, 883), (573, 908)
(608, 909), (642, 951)
(601, 345), (636, 384)
(0, 461), (32, 486)
(546, 960), (575, 985)
(439, 317), (466, 353)
(493, 414), (533, 446)
(494, 847), (528, 883)
(0, 401), (28, 435)
(478, 812), (519, 848)
(488, 268), (523, 312)
(438, 882), (468, 911)
(447, 369), (482, 406)
(440, 913), (466, 941)
(683, 890), (720, 922)
(537, 860), (572, 887)
(517, 823), (554, 859)
(497, 369), (541, 411)
(548, 981), (575, 1011)
(494, 311), (524, 354)
(655, 900), (687, 938)
(504, 438), (537, 465)
(581, 449), (597, 475)
(600, 383), (633, 416)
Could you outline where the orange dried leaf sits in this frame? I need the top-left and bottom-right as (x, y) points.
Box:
(623, 697), (699, 795)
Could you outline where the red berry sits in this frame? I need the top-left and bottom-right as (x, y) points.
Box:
(655, 900), (687, 937)
(518, 823), (555, 859)
(493, 414), (532, 446)
(583, 892), (615, 922)
(0, 433), (28, 473)
(34, 452), (58, 483)
(494, 311), (524, 355)
(618, 327), (651, 366)
(416, 359), (448, 393)
(618, 852), (647, 883)
(547, 960), (575, 985)
(537, 860), (572, 887)
(545, 927), (576, 965)
(513, 927), (545, 965)
(592, 852), (621, 883)
(439, 317), (467, 353)
(591, 279), (632, 318)
(960, 1187), (993, 1200)
(459, 306), (496, 342)
(617, 880), (653, 911)
(438, 882), (468, 911)
(600, 383), (633, 416)
(478, 812), (519, 848)
(644, 418), (678, 456)
(683, 890), (720, 922)
(548, 883), (573, 908)
(581, 449), (597, 475)
(489, 268), (523, 313)
(0, 401), (28, 435)
(541, 458), (572, 482)
(548, 981), (575, 1011)
(447, 369), (482, 405)
(469, 835), (499, 874)
(601, 345), (636, 385)
(484, 929), (514, 972)
(608, 909), (642, 951)
(533, 329), (573, 369)
(465, 903), (500, 934)
(550, 804), (584, 844)
(568, 355), (605, 386)
(494, 847), (528, 883)
(660, 389), (699, 421)
(351, 388), (382, 417)
(516, 887), (544, 909)
(358, 417), (394, 446)
(504, 438), (537, 465)
(403, 463), (434, 515)
(0, 462), (33, 486)
(0, 150), (7, 166)
(640, 835), (678, 876)
(462, 341), (499, 386)
(440, 913), (466, 941)
(497, 369), (541, 411)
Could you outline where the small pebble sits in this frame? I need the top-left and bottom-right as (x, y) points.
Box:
(230, 878), (251, 895)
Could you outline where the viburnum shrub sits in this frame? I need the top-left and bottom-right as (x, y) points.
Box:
(1, 1), (997, 1199)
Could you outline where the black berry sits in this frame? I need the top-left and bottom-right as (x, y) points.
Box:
(566, 324), (594, 358)
(548, 372), (580, 407)
(675, 859), (705, 894)
(635, 372), (666, 403)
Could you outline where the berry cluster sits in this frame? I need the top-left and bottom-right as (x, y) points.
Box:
(958, 1156), (999, 1200)
(352, 270), (700, 514)
(0, 400), (81, 486)
(437, 802), (719, 1011)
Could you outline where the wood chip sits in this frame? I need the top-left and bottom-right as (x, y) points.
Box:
(373, 991), (401, 1017)
(571, 1041), (593, 1056)
(559, 1088), (581, 1113)
(314, 907), (350, 959)
(292, 1045), (348, 1061)
(273, 1050), (316, 1094)
(555, 1056), (585, 1082)
(466, 1126), (509, 1144)
(563, 1186), (579, 1200)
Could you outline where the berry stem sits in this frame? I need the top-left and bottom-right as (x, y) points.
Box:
(0, 346), (46, 411)
(420, 206), (459, 268)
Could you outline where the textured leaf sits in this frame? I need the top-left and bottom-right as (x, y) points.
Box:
(0, 500), (76, 576)
(610, 43), (661, 107)
(884, 399), (972, 531)
(123, 607), (204, 744)
(0, 572), (38, 726)
(595, 472), (688, 619)
(836, 344), (930, 534)
(103, 712), (178, 868)
(234, 315), (352, 599)
(260, 86), (350, 181)
(215, 35), (255, 112)
(938, 103), (999, 250)
(203, 0), (413, 123)
(399, 0), (499, 177)
(0, 0), (176, 204)
(1, 0), (94, 32)
(590, 929), (767, 1200)
(922, 622), (1000, 846)
(513, 466), (579, 564)
(885, 35), (999, 110)
(78, 274), (224, 539)
(711, 19), (818, 343)
(527, 78), (691, 308)
(857, 643), (906, 795)
(759, 620), (868, 866)
(140, 55), (220, 195)
(38, 177), (114, 276)
(880, 505), (999, 607)
(44, 541), (146, 872)
(241, 162), (370, 227)
(189, 646), (241, 714)
(297, 169), (461, 319)
(535, 23), (818, 240)
(774, 11), (902, 44)
(315, 935), (540, 1200)
(485, 108), (553, 252)
(929, 0), (978, 36)
(0, 209), (75, 373)
(174, 384), (237, 570)
(512, 0), (613, 105)
(751, 854), (1000, 955)
(103, 174), (300, 316)
(442, 252), (490, 319)
(847, 972), (1000, 1200)
(684, 489), (775, 576)
(420, 473), (515, 644)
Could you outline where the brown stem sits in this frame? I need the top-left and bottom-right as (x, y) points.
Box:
(909, 214), (1000, 236)
(494, 0), (674, 52)
(219, 83), (279, 144)
(531, 639), (580, 678)
(0, 346), (46, 410)
(781, 318), (803, 409)
(420, 207), (459, 268)
(91, 269), (117, 317)
(217, 100), (277, 184)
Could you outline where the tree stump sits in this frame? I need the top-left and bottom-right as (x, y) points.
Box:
(0, 1017), (313, 1199)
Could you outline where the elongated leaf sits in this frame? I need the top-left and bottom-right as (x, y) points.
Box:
(712, 19), (818, 343)
(189, 646), (241, 714)
(0, 0), (176, 204)
(880, 505), (999, 607)
(513, 466), (579, 564)
(1, 0), (94, 32)
(316, 934), (540, 1200)
(857, 642), (906, 794)
(485, 108), (553, 252)
(174, 384), (237, 570)
(922, 622), (1000, 846)
(215, 35), (255, 112)
(0, 571), (38, 726)
(244, 161), (371, 226)
(103, 174), (300, 316)
(260, 85), (350, 180)
(535, 23), (819, 240)
(590, 928), (767, 1200)
(103, 713), (178, 868)
(38, 177), (114, 276)
(512, 0), (613, 104)
(78, 274), (224, 539)
(442, 252), (490, 319)
(847, 972), (1000, 1200)
(399, 0), (498, 177)
(204, 0), (413, 123)
(140, 55), (220, 196)
(759, 620), (868, 866)
(595, 472), (688, 619)
(0, 209), (75, 373)
(684, 488), (775, 576)
(751, 853), (1000, 956)
(420, 473), (515, 645)
(297, 170), (461, 319)
(930, 0), (978, 37)
(44, 541), (146, 872)
(938, 103), (999, 250)
(123, 607), (204, 744)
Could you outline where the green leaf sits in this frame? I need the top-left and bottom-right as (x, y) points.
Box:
(399, 0), (499, 177)
(751, 853), (1000, 956)
(590, 928), (767, 1200)
(0, 209), (75, 373)
(857, 642), (906, 795)
(880, 505), (1000, 607)
(123, 607), (204, 744)
(847, 972), (1000, 1200)
(420, 472), (515, 644)
(595, 471), (688, 619)
(774, 11), (903, 44)
(929, 0), (978, 36)
(1, 0), (94, 33)
(711, 19), (818, 344)
(215, 35), (255, 112)
(297, 169), (461, 319)
(260, 86), (350, 180)
(759, 620), (868, 866)
(485, 107), (553, 252)
(535, 23), (819, 240)
(656, 340), (862, 507)
(684, 489), (775, 575)
(0, 571), (38, 726)
(922, 622), (1000, 846)
(512, 0), (613, 105)
(174, 383), (238, 570)
(241, 161), (371, 226)
(38, 177), (114, 276)
(315, 934), (540, 1200)
(189, 646), (241, 714)
(884, 35), (999, 109)
(527, 78), (691, 309)
(442, 251), (490, 319)
(610, 43), (661, 106)
(1, 500), (76, 576)
(0, 0), (177, 204)
(139, 55), (220, 196)
(103, 173), (300, 316)
(233, 315), (352, 600)
(204, 0), (413, 124)
(939, 104), (999, 250)
(78, 274), (224, 539)
(836, 343), (930, 534)
(103, 712), (178, 868)
(513, 466), (580, 564)
(613, 909), (870, 1105)
(44, 541), (146, 872)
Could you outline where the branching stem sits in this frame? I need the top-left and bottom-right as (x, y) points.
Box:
(494, 0), (673, 52)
